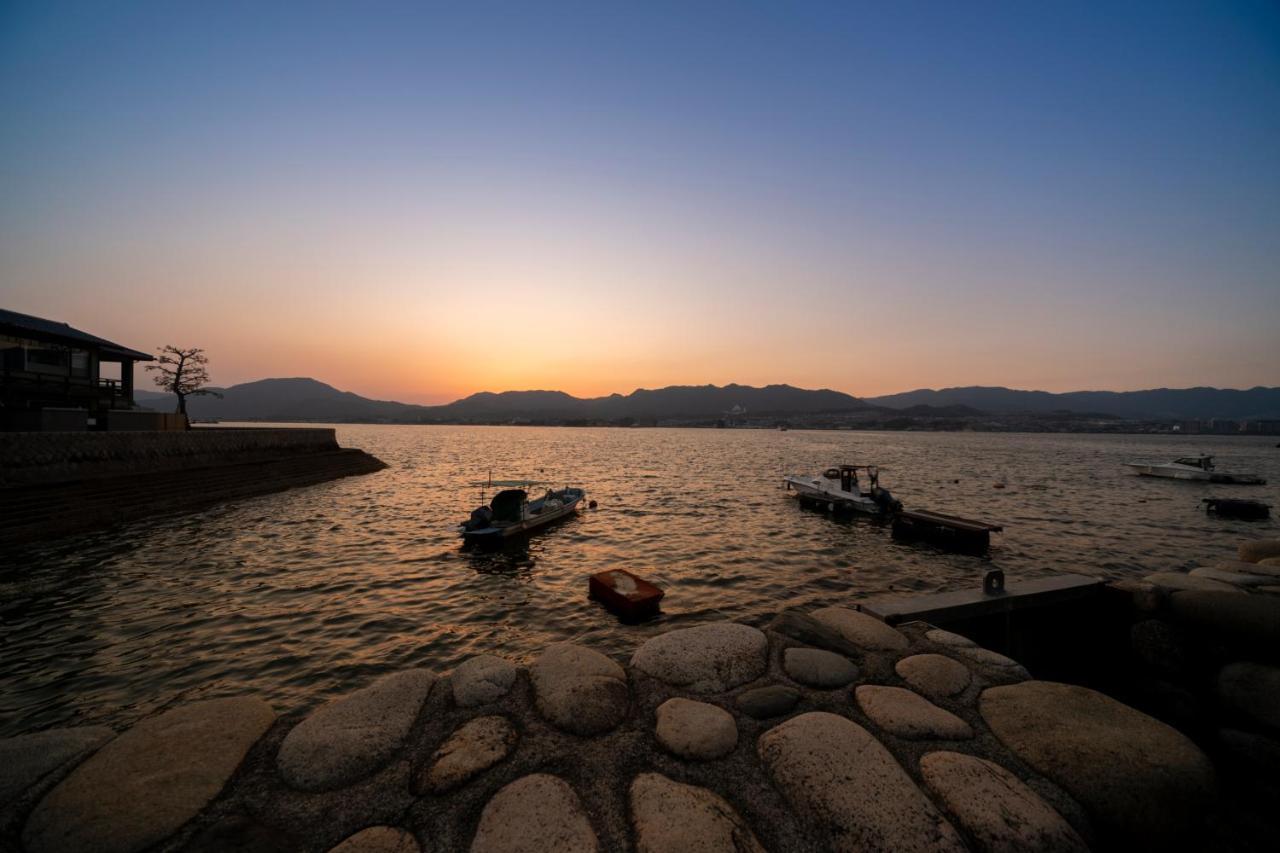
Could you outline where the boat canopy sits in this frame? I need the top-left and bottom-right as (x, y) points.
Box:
(489, 489), (527, 522)
(1174, 457), (1213, 469)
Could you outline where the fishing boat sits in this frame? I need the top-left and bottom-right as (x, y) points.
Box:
(1123, 456), (1265, 485)
(459, 479), (586, 543)
(783, 465), (902, 515)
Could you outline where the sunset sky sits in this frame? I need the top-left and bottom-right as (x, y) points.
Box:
(2, 1), (1277, 404)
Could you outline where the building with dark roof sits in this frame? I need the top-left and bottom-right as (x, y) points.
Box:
(1, 308), (157, 430)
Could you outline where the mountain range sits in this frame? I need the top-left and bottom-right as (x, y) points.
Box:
(865, 386), (1280, 421)
(134, 378), (1280, 423)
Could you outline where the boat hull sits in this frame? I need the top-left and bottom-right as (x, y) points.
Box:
(784, 476), (882, 514)
(1125, 464), (1264, 484)
(1125, 463), (1211, 481)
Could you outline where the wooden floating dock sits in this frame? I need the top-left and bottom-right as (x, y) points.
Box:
(589, 569), (665, 621)
(892, 508), (1004, 552)
(857, 573), (1104, 627)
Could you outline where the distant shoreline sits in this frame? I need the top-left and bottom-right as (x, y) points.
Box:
(193, 418), (1280, 437)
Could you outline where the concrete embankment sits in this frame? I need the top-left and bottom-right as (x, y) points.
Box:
(2, 538), (1278, 852)
(0, 428), (386, 546)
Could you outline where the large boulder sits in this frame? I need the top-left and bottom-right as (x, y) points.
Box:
(23, 696), (274, 853)
(811, 607), (909, 651)
(1143, 572), (1244, 595)
(1215, 662), (1280, 731)
(654, 698), (737, 760)
(0, 726), (113, 808)
(1239, 539), (1280, 563)
(757, 711), (965, 851)
(980, 681), (1215, 847)
(855, 685), (973, 740)
(1189, 567), (1273, 588)
(531, 643), (629, 735)
(278, 669), (434, 791)
(471, 774), (598, 853)
(919, 751), (1088, 852)
(767, 609), (865, 658)
(452, 654), (518, 707)
(631, 623), (767, 693)
(1167, 591), (1280, 650)
(1216, 559), (1280, 579)
(629, 772), (764, 853)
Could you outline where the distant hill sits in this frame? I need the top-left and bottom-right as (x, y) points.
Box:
(867, 386), (1280, 420)
(136, 378), (427, 422)
(136, 378), (1280, 424)
(137, 379), (870, 422)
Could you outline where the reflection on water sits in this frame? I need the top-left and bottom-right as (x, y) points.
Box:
(1, 426), (1276, 736)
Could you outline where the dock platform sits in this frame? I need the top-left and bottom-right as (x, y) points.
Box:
(857, 573), (1104, 626)
(892, 508), (1004, 551)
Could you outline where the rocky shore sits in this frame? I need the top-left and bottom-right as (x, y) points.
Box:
(2, 539), (1279, 852)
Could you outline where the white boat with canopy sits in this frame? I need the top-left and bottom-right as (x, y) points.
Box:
(1123, 455), (1265, 484)
(459, 478), (586, 542)
(783, 465), (902, 515)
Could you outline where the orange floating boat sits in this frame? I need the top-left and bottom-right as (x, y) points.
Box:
(589, 569), (664, 620)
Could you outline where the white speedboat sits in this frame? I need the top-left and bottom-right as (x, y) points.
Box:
(460, 480), (586, 543)
(1124, 456), (1265, 485)
(784, 465), (902, 515)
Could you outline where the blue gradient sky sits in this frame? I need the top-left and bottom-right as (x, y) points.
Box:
(2, 1), (1277, 403)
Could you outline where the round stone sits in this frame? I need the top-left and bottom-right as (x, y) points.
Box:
(328, 826), (420, 853)
(531, 643), (629, 736)
(925, 628), (977, 648)
(471, 774), (598, 853)
(855, 685), (974, 740)
(417, 715), (517, 794)
(783, 647), (859, 688)
(1142, 572), (1244, 594)
(1239, 539), (1280, 563)
(811, 607), (909, 651)
(1188, 566), (1273, 587)
(654, 698), (737, 760)
(452, 654), (518, 707)
(23, 696), (274, 853)
(1216, 662), (1280, 731)
(278, 669), (434, 791)
(735, 685), (800, 719)
(1216, 559), (1280, 578)
(757, 711), (965, 851)
(631, 622), (768, 693)
(0, 726), (114, 808)
(980, 680), (1215, 847)
(919, 751), (1088, 852)
(630, 772), (764, 853)
(895, 654), (971, 699)
(955, 645), (1030, 678)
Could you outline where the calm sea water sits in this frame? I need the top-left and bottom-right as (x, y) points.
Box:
(2, 426), (1277, 737)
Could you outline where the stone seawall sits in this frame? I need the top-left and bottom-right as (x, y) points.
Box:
(0, 427), (342, 486)
(4, 539), (1278, 853)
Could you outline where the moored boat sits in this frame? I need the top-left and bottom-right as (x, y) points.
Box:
(783, 465), (901, 515)
(1123, 456), (1265, 485)
(460, 480), (586, 543)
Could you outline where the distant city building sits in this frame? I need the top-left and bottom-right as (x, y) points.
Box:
(1, 308), (161, 431)
(1244, 420), (1280, 435)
